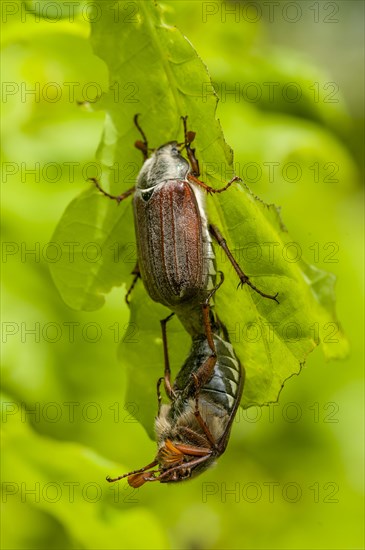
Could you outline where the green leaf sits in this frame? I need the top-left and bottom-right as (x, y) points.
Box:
(49, 0), (348, 437)
(1, 392), (169, 550)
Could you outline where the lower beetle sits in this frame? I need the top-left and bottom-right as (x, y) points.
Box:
(106, 280), (244, 486)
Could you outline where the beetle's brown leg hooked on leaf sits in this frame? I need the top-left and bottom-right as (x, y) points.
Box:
(181, 115), (200, 177)
(125, 262), (141, 305)
(180, 117), (241, 188)
(188, 173), (241, 195)
(134, 113), (149, 161)
(89, 177), (135, 203)
(209, 224), (279, 303)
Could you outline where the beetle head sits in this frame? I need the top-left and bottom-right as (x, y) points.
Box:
(127, 439), (215, 487)
(106, 438), (215, 488)
(136, 141), (190, 189)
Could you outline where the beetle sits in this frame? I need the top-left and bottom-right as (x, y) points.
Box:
(106, 278), (244, 486)
(90, 115), (278, 336)
(90, 117), (275, 483)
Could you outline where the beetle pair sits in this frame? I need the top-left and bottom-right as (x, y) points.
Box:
(91, 116), (278, 485)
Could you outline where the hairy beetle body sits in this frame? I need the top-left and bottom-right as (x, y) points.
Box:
(156, 331), (244, 459)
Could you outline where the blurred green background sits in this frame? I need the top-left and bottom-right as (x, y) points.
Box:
(1, 1), (364, 549)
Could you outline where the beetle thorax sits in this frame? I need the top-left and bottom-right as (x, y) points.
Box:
(155, 399), (228, 448)
(137, 142), (190, 189)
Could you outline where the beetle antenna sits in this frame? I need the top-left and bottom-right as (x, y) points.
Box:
(106, 459), (158, 483)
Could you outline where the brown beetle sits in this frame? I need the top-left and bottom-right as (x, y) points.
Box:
(90, 115), (278, 335)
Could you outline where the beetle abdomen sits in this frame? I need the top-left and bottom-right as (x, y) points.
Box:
(133, 179), (208, 307)
(172, 334), (243, 417)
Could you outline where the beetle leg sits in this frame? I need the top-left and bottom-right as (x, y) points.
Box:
(209, 223), (279, 303)
(125, 262), (141, 305)
(179, 426), (214, 448)
(160, 313), (176, 402)
(188, 174), (241, 194)
(193, 278), (224, 394)
(156, 376), (164, 415)
(202, 270), (224, 353)
(134, 114), (149, 161)
(192, 373), (217, 450)
(186, 272), (223, 395)
(89, 177), (135, 203)
(181, 115), (200, 177)
(192, 352), (217, 395)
